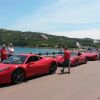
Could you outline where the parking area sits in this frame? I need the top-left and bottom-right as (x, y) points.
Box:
(0, 61), (100, 100)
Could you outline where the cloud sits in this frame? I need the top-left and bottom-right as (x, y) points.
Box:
(49, 29), (100, 39)
(8, 0), (100, 39)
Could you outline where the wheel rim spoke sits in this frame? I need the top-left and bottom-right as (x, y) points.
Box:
(13, 70), (24, 83)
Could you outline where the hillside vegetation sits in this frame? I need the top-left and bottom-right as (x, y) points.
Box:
(0, 28), (98, 48)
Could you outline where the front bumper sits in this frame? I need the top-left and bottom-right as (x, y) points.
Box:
(0, 71), (11, 84)
(87, 55), (97, 60)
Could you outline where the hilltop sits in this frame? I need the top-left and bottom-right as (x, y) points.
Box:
(0, 28), (98, 48)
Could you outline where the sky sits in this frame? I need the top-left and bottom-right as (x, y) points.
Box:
(0, 0), (100, 39)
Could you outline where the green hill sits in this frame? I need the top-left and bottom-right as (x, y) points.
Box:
(0, 28), (97, 48)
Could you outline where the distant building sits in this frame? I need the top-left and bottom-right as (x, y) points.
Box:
(76, 41), (81, 48)
(41, 34), (48, 40)
(93, 39), (100, 43)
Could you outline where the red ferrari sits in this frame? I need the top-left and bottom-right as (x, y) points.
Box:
(0, 54), (57, 84)
(83, 49), (100, 60)
(70, 52), (87, 67)
(55, 51), (87, 67)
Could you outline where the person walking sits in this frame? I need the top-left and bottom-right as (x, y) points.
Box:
(0, 44), (8, 62)
(7, 43), (15, 57)
(61, 47), (71, 74)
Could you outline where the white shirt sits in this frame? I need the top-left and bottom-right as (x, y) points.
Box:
(8, 47), (14, 55)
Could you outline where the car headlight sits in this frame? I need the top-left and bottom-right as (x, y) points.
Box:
(0, 67), (10, 72)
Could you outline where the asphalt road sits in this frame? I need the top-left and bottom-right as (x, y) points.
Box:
(0, 61), (100, 100)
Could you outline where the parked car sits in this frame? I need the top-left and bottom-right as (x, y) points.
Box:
(55, 51), (87, 67)
(0, 54), (57, 84)
(70, 51), (87, 67)
(83, 49), (100, 60)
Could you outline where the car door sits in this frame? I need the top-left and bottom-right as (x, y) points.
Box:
(26, 56), (47, 76)
(78, 54), (85, 63)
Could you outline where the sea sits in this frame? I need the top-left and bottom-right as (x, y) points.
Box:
(14, 47), (60, 54)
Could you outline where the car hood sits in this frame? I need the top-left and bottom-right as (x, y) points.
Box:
(85, 53), (97, 56)
(55, 55), (64, 62)
(0, 63), (22, 70)
(70, 56), (78, 60)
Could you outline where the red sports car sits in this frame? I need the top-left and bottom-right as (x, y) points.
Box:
(70, 52), (87, 67)
(55, 51), (87, 67)
(83, 49), (100, 60)
(0, 54), (57, 84)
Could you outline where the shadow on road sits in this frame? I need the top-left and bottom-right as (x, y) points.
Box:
(0, 73), (51, 88)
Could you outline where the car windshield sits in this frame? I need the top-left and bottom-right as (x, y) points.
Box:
(2, 55), (27, 64)
(71, 52), (77, 57)
(86, 49), (97, 53)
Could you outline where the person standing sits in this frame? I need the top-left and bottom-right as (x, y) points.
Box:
(61, 47), (71, 74)
(7, 43), (15, 57)
(0, 44), (8, 61)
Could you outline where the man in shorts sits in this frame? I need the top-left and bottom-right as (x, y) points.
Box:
(61, 47), (71, 74)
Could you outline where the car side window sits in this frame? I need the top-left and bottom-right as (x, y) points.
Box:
(26, 56), (40, 63)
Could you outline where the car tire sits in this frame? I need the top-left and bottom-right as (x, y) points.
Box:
(84, 58), (87, 64)
(11, 68), (25, 84)
(49, 62), (57, 74)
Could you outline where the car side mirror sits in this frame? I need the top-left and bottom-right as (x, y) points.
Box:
(29, 62), (35, 64)
(27, 62), (34, 65)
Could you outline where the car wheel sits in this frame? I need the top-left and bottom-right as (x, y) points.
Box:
(11, 69), (25, 84)
(84, 58), (87, 64)
(49, 62), (57, 74)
